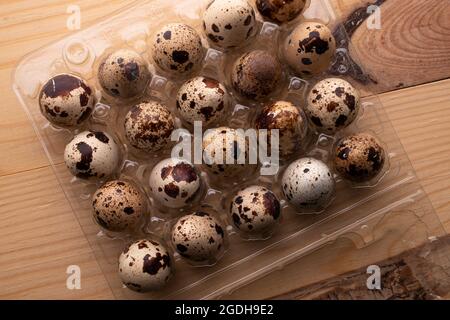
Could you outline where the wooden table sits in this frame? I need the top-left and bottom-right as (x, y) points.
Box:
(0, 0), (449, 299)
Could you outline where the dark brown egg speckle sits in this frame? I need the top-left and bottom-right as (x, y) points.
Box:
(98, 49), (151, 99)
(230, 185), (281, 236)
(176, 76), (229, 126)
(92, 180), (146, 232)
(255, 101), (308, 158)
(306, 78), (361, 134)
(149, 158), (201, 209)
(231, 50), (282, 100)
(64, 131), (121, 180)
(203, 0), (257, 49)
(39, 74), (94, 127)
(202, 127), (254, 178)
(171, 212), (225, 262)
(119, 239), (172, 292)
(284, 22), (336, 76)
(334, 133), (386, 182)
(152, 23), (205, 75)
(124, 101), (175, 152)
(282, 158), (335, 212)
(256, 0), (307, 23)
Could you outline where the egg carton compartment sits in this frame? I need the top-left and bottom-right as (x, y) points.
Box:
(12, 0), (445, 299)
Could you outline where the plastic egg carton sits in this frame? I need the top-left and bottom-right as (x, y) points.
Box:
(13, 0), (445, 299)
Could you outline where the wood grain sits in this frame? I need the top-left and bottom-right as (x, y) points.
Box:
(0, 0), (449, 299)
(0, 166), (114, 299)
(276, 235), (450, 300)
(348, 0), (450, 92)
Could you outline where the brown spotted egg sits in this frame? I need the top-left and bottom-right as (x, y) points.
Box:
(98, 49), (151, 99)
(119, 239), (172, 292)
(284, 22), (336, 76)
(202, 127), (252, 179)
(39, 74), (94, 127)
(152, 23), (205, 75)
(230, 185), (281, 236)
(231, 50), (282, 101)
(64, 131), (121, 180)
(282, 157), (335, 212)
(203, 0), (257, 49)
(255, 101), (308, 158)
(334, 133), (386, 183)
(92, 180), (147, 232)
(306, 78), (360, 134)
(176, 76), (229, 127)
(149, 158), (201, 209)
(171, 212), (225, 263)
(124, 101), (175, 153)
(256, 0), (308, 23)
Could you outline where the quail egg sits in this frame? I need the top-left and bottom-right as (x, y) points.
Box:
(202, 127), (252, 178)
(334, 133), (386, 183)
(64, 131), (121, 180)
(176, 76), (229, 127)
(255, 101), (308, 158)
(256, 0), (308, 23)
(152, 23), (205, 75)
(171, 212), (225, 263)
(98, 49), (151, 99)
(306, 78), (361, 134)
(124, 101), (175, 153)
(203, 0), (257, 49)
(119, 239), (172, 292)
(149, 158), (201, 209)
(284, 22), (336, 76)
(230, 185), (281, 236)
(39, 74), (94, 127)
(92, 180), (147, 232)
(231, 50), (282, 100)
(282, 157), (335, 212)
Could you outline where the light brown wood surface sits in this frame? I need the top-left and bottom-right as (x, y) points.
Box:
(0, 0), (449, 299)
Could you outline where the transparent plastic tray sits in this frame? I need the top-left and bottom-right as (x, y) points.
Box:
(13, 0), (445, 299)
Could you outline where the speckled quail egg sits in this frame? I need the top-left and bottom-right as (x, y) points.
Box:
(64, 131), (121, 180)
(231, 50), (282, 100)
(149, 158), (201, 209)
(284, 22), (336, 76)
(119, 239), (172, 292)
(255, 101), (308, 158)
(202, 127), (252, 178)
(306, 78), (361, 134)
(152, 23), (205, 75)
(92, 180), (147, 232)
(282, 157), (335, 212)
(98, 49), (151, 99)
(334, 133), (386, 183)
(171, 212), (225, 263)
(230, 185), (281, 236)
(176, 76), (229, 127)
(256, 0), (308, 23)
(203, 0), (257, 49)
(124, 101), (175, 153)
(39, 74), (94, 127)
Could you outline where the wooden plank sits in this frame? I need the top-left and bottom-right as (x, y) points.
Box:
(0, 166), (114, 299)
(380, 79), (450, 232)
(275, 235), (450, 300)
